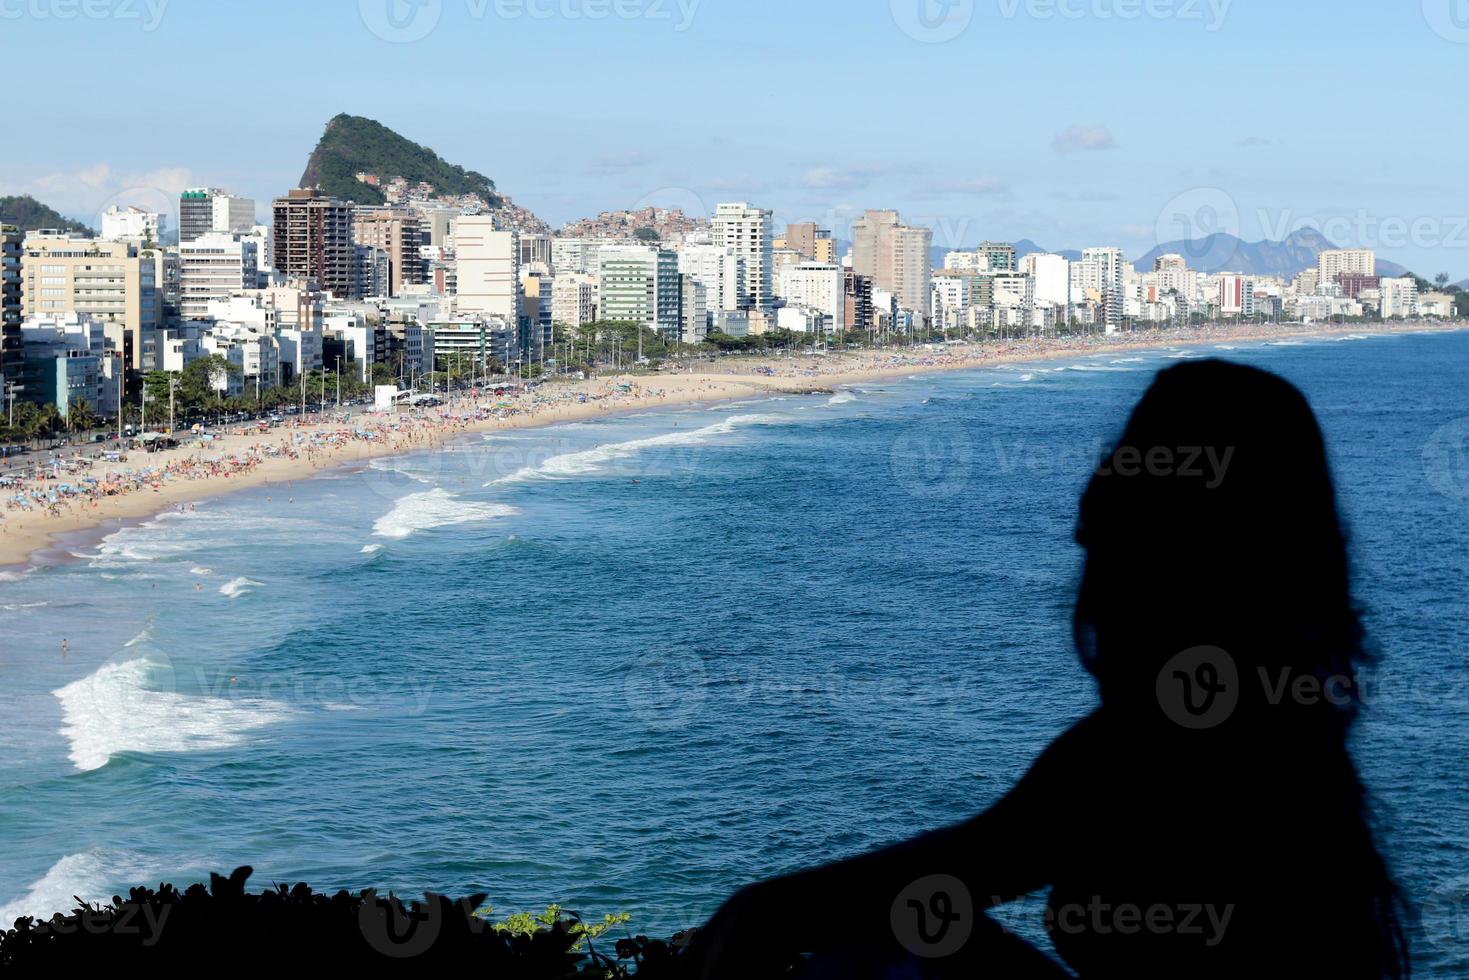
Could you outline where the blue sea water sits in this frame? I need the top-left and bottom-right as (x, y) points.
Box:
(1, 330), (1466, 973)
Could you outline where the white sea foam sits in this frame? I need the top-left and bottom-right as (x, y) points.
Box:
(0, 850), (165, 924)
(367, 457), (436, 484)
(53, 658), (287, 772)
(484, 414), (784, 487)
(189, 566), (212, 577)
(827, 392), (857, 406)
(360, 543), (384, 554)
(1017, 374), (1034, 382)
(1, 600), (50, 612)
(219, 577), (263, 599)
(372, 488), (520, 539)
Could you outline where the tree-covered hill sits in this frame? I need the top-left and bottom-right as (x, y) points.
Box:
(298, 113), (501, 206)
(0, 195), (95, 235)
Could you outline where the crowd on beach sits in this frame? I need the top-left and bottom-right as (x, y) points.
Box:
(0, 321), (1433, 554)
(0, 378), (685, 528)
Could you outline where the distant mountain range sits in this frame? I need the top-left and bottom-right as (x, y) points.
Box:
(1133, 228), (1412, 279)
(299, 113), (501, 207)
(0, 194), (95, 236)
(933, 231), (1415, 280)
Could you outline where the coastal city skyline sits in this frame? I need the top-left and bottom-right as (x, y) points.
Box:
(4, 4), (1468, 976)
(4, 1), (1469, 278)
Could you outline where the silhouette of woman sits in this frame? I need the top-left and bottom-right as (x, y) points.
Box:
(684, 360), (1409, 979)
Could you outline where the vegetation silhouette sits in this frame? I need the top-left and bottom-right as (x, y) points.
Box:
(0, 865), (687, 974)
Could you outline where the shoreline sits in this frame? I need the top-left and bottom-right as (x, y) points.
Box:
(2, 319), (1463, 573)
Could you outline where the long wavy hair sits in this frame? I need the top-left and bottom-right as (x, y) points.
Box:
(1071, 360), (1408, 978)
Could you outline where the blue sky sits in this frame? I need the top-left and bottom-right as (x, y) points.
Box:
(3, 0), (1467, 276)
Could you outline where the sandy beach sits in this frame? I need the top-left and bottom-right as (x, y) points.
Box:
(1, 319), (1461, 571)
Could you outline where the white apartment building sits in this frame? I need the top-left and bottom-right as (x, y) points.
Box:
(931, 272), (972, 332)
(776, 305), (831, 336)
(677, 243), (744, 312)
(711, 202), (774, 312)
(777, 262), (845, 332)
(551, 272), (598, 329)
(680, 274), (708, 344)
(100, 206), (162, 244)
(1379, 277), (1418, 319)
(550, 236), (630, 277)
(205, 284), (323, 380)
(1021, 253), (1072, 308)
(178, 233), (259, 320)
(993, 272), (1035, 310)
(453, 216), (521, 325)
(213, 195), (257, 236)
(18, 311), (119, 418)
(199, 323), (281, 397)
(1317, 248), (1376, 287)
(1074, 247), (1126, 329)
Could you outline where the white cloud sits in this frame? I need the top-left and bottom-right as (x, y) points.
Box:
(923, 176), (1009, 196)
(9, 164), (194, 229)
(1053, 125), (1116, 153)
(582, 151), (652, 177)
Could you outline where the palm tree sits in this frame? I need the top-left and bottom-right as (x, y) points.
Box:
(27, 404), (60, 442)
(67, 398), (96, 435)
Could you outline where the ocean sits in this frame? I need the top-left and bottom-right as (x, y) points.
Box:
(1, 330), (1466, 974)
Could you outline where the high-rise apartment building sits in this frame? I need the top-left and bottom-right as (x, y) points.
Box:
(843, 269), (873, 335)
(778, 262), (846, 332)
(677, 243), (744, 312)
(453, 215), (521, 326)
(781, 222), (836, 265)
(597, 245), (681, 341)
(178, 233), (259, 320)
(850, 210), (933, 323)
(1379, 277), (1418, 319)
(711, 202), (774, 312)
(1076, 247), (1126, 328)
(1021, 253), (1072, 308)
(1219, 275), (1256, 317)
(1, 225), (21, 395)
(351, 207), (425, 296)
(679, 274), (708, 344)
(272, 189), (354, 299)
(19, 233), (160, 372)
(1318, 248), (1376, 287)
(551, 273), (598, 329)
(180, 188), (256, 243)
